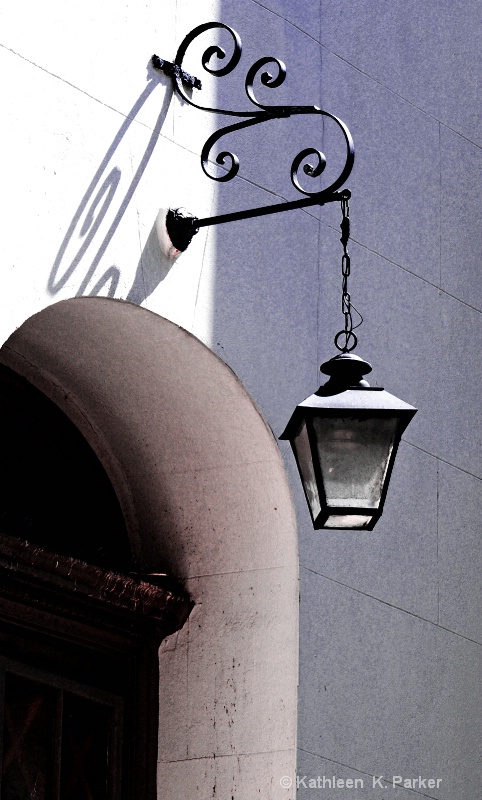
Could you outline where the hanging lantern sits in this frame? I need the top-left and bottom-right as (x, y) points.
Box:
(280, 353), (416, 530)
(281, 193), (417, 530)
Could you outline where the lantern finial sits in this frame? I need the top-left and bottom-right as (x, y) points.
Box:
(319, 352), (372, 393)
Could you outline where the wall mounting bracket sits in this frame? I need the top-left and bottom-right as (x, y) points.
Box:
(152, 22), (354, 251)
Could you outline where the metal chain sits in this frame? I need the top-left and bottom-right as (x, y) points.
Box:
(334, 191), (359, 353)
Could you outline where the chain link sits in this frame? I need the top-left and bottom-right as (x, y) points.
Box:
(334, 192), (360, 353)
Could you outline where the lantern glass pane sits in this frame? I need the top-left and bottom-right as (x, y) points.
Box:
(312, 416), (399, 510)
(292, 419), (321, 520)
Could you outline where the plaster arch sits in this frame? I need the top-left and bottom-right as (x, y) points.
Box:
(0, 297), (298, 800)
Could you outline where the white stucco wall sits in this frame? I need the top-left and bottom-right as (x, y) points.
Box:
(0, 1), (221, 341)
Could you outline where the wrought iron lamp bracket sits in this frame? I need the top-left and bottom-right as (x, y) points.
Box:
(152, 22), (355, 251)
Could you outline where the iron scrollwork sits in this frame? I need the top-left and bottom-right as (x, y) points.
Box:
(152, 22), (354, 250)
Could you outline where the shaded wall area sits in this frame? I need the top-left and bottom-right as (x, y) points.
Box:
(208, 1), (482, 799)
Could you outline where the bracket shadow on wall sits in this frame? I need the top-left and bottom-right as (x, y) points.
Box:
(152, 21), (354, 252)
(153, 22), (417, 532)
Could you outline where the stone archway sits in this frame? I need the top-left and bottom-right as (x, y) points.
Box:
(0, 297), (298, 800)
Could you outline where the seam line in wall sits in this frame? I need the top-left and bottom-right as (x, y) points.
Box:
(319, 222), (482, 315)
(161, 748), (294, 764)
(297, 749), (441, 800)
(186, 565), (296, 580)
(301, 567), (482, 648)
(403, 440), (482, 483)
(247, 0), (320, 43)
(322, 47), (482, 150)
(0, 43), (136, 120)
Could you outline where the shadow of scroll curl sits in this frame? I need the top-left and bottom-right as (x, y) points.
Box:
(89, 266), (120, 298)
(48, 68), (173, 299)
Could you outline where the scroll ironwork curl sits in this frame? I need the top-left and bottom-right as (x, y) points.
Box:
(245, 57), (288, 110)
(152, 22), (354, 240)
